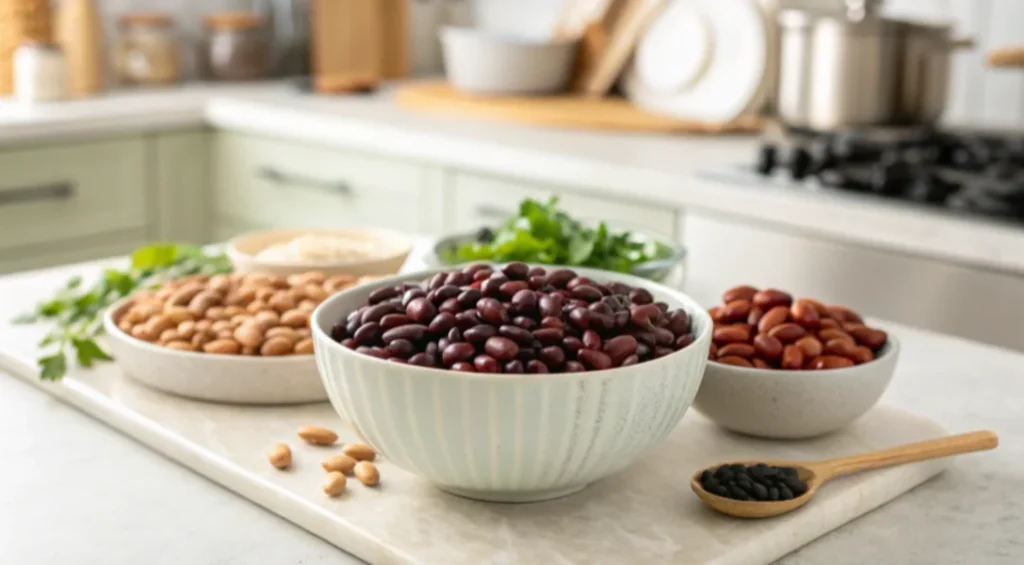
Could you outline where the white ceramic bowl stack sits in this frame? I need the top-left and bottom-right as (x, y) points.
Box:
(312, 267), (713, 502)
(440, 26), (579, 95)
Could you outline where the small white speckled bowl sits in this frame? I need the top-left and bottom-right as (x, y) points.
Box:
(693, 338), (900, 439)
(311, 266), (713, 503)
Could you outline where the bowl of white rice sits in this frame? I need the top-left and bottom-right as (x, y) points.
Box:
(227, 228), (413, 277)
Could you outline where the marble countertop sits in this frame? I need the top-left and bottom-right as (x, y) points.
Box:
(0, 253), (1022, 564)
(3, 82), (1024, 276)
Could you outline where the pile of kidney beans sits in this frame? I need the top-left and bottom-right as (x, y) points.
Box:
(330, 263), (697, 373)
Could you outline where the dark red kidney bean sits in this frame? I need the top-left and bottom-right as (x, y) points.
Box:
(345, 318), (361, 337)
(347, 309), (362, 323)
(538, 294), (564, 318)
(402, 288), (426, 307)
(675, 334), (695, 350)
(450, 362), (475, 372)
(607, 282), (631, 295)
(540, 316), (564, 330)
(408, 353), (431, 366)
(442, 342), (475, 365)
(667, 310), (691, 336)
(472, 269), (493, 282)
(429, 312), (457, 335)
(630, 303), (662, 329)
(632, 331), (657, 347)
(432, 284), (461, 305)
(539, 346), (565, 369)
(582, 329), (603, 350)
(635, 343), (650, 358)
(361, 302), (401, 324)
(654, 302), (669, 313)
(526, 360), (549, 374)
(571, 285), (603, 302)
(620, 355), (639, 366)
(380, 313), (412, 330)
(528, 275), (546, 289)
(464, 324), (497, 344)
(484, 336), (519, 361)
(457, 288), (482, 308)
(438, 297), (461, 314)
(406, 297), (437, 324)
(511, 289), (537, 314)
(498, 324), (534, 345)
(444, 271), (470, 286)
(578, 349), (612, 370)
(588, 301), (613, 316)
(603, 335), (638, 365)
(653, 327), (674, 346)
(628, 288), (653, 304)
(473, 354), (500, 373)
(447, 327), (462, 343)
(517, 347), (537, 361)
(589, 312), (615, 332)
(480, 278), (503, 297)
(463, 263), (490, 275)
(476, 298), (509, 324)
(438, 337), (450, 351)
(547, 269), (576, 288)
(532, 328), (564, 345)
(368, 286), (399, 305)
(567, 276), (596, 291)
(601, 295), (627, 311)
(455, 310), (478, 330)
(387, 338), (415, 358)
(356, 346), (389, 359)
(568, 307), (590, 330)
(563, 336), (583, 357)
(424, 341), (439, 357)
(499, 280), (530, 298)
(382, 324), (429, 343)
(527, 266), (546, 277)
(504, 360), (525, 373)
(353, 322), (382, 345)
(501, 262), (530, 280)
(388, 357), (408, 364)
(653, 346), (674, 358)
(512, 316), (538, 331)
(552, 289), (572, 300)
(614, 311), (629, 329)
(563, 360), (585, 372)
(330, 323), (347, 341)
(428, 273), (447, 290)
(488, 272), (509, 283)
(340, 338), (355, 349)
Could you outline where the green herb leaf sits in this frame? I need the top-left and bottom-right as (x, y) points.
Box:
(71, 337), (113, 368)
(131, 243), (180, 270)
(66, 275), (82, 289)
(39, 352), (67, 381)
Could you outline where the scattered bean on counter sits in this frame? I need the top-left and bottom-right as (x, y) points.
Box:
(298, 425), (339, 446)
(342, 442), (377, 461)
(708, 286), (888, 370)
(267, 443), (292, 469)
(115, 271), (375, 356)
(322, 454), (358, 474)
(700, 463), (808, 502)
(354, 461), (380, 486)
(323, 471), (347, 496)
(269, 428), (383, 497)
(331, 263), (697, 373)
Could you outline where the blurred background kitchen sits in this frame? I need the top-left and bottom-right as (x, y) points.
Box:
(1, 0), (1024, 351)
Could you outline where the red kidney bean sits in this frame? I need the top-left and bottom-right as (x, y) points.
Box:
(444, 271), (471, 287)
(429, 312), (457, 335)
(613, 311), (629, 329)
(504, 360), (525, 373)
(667, 310), (691, 336)
(512, 315), (538, 331)
(539, 346), (565, 369)
(464, 324), (497, 344)
(631, 331), (657, 347)
(511, 289), (537, 314)
(571, 285), (603, 302)
(450, 362), (475, 372)
(540, 316), (564, 330)
(463, 263), (490, 275)
(621, 355), (639, 366)
(532, 327), (564, 345)
(432, 284), (461, 305)
(630, 303), (662, 329)
(473, 354), (500, 373)
(517, 347), (537, 362)
(675, 334), (695, 350)
(447, 327), (462, 343)
(567, 277), (596, 291)
(527, 266), (546, 277)
(382, 324), (429, 343)
(476, 298), (509, 324)
(501, 262), (529, 280)
(546, 269), (576, 288)
(442, 342), (475, 365)
(356, 346), (389, 359)
(538, 295), (563, 319)
(455, 310), (478, 330)
(568, 307), (590, 330)
(488, 272), (509, 283)
(353, 322), (381, 345)
(480, 278), (503, 297)
(528, 275), (546, 289)
(340, 338), (355, 349)
(438, 337), (450, 351)
(562, 336), (583, 357)
(628, 288), (653, 304)
(438, 297), (460, 314)
(578, 349), (612, 370)
(388, 339), (415, 358)
(589, 301), (613, 316)
(361, 302), (401, 325)
(499, 280), (530, 298)
(603, 335), (637, 365)
(380, 314), (411, 330)
(653, 346), (673, 358)
(408, 352), (431, 366)
(498, 324), (534, 345)
(405, 297), (436, 324)
(563, 360), (585, 372)
(389, 357), (408, 364)
(402, 288), (426, 307)
(653, 327), (674, 346)
(484, 336), (519, 361)
(428, 273), (447, 290)
(635, 343), (650, 358)
(424, 341), (439, 358)
(589, 312), (615, 332)
(582, 329), (602, 350)
(368, 286), (399, 305)
(526, 360), (549, 374)
(472, 270), (492, 282)
(456, 288), (482, 308)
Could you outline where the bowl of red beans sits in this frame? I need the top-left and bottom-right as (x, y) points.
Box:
(310, 262), (712, 502)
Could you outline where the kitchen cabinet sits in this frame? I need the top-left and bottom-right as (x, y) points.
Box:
(209, 131), (443, 237)
(153, 131), (209, 244)
(444, 170), (679, 237)
(680, 210), (1024, 351)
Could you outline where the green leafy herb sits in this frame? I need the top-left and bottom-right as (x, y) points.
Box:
(443, 197), (673, 274)
(14, 242), (232, 381)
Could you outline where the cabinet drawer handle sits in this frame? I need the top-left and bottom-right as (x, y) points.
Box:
(475, 204), (511, 219)
(0, 182), (75, 207)
(257, 166), (352, 196)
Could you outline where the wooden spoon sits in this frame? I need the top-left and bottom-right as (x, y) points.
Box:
(691, 430), (999, 519)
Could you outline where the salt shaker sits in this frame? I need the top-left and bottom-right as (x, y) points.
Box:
(13, 41), (69, 103)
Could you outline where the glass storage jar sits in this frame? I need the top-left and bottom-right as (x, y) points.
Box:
(200, 11), (271, 81)
(114, 13), (182, 86)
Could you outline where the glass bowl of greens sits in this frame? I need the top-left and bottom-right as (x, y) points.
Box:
(432, 197), (687, 287)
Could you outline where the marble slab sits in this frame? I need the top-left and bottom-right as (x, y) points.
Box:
(0, 314), (948, 565)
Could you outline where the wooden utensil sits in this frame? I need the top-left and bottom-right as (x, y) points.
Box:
(691, 430), (999, 519)
(572, 0), (665, 97)
(379, 0), (409, 79)
(310, 0), (382, 93)
(55, 0), (105, 97)
(987, 46), (1024, 68)
(553, 0), (610, 41)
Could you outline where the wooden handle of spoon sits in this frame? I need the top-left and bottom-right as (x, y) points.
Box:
(816, 430), (999, 480)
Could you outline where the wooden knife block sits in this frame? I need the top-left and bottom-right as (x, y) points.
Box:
(311, 0), (409, 94)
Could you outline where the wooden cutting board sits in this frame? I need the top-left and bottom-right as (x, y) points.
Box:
(395, 81), (761, 133)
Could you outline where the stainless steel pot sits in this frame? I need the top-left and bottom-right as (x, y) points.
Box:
(776, 0), (972, 130)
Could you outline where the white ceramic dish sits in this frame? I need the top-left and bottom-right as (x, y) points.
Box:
(311, 266), (713, 503)
(440, 26), (578, 95)
(226, 228), (413, 278)
(103, 300), (327, 405)
(693, 337), (900, 439)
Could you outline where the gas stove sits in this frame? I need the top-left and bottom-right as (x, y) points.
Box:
(747, 125), (1024, 223)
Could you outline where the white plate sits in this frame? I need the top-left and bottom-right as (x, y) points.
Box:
(622, 0), (770, 123)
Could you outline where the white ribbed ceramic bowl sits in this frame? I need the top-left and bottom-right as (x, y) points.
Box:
(311, 266), (713, 503)
(693, 337), (900, 439)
